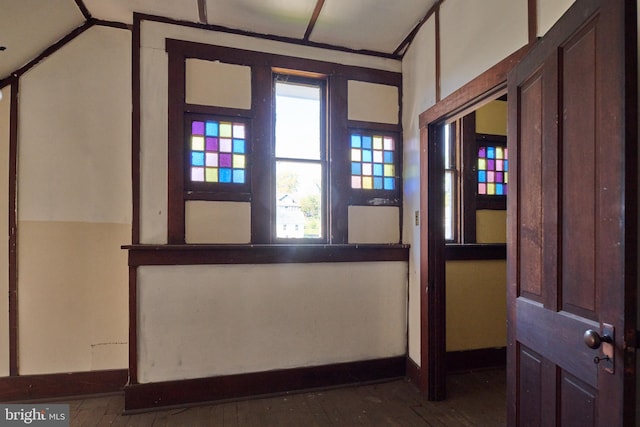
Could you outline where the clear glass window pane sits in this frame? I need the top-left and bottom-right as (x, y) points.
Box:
(276, 161), (322, 239)
(444, 171), (454, 241)
(275, 82), (321, 160)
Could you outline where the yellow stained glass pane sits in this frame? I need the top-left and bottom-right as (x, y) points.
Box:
(478, 158), (486, 170)
(384, 164), (394, 176)
(487, 183), (495, 195)
(373, 136), (383, 150)
(504, 172), (508, 184)
(363, 177), (373, 189)
(206, 168), (218, 182)
(192, 136), (205, 151)
(496, 147), (504, 159)
(351, 148), (361, 161)
(233, 154), (245, 168)
(219, 122), (232, 138)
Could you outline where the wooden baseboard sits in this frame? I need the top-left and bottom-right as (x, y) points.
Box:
(0, 369), (128, 401)
(405, 357), (422, 390)
(125, 356), (405, 412)
(446, 347), (506, 372)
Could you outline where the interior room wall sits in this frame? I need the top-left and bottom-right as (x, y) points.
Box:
(0, 85), (10, 376)
(16, 26), (131, 374)
(138, 262), (407, 383)
(401, 0), (578, 368)
(136, 19), (407, 384)
(401, 16), (436, 366)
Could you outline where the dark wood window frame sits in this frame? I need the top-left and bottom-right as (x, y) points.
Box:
(165, 38), (404, 250)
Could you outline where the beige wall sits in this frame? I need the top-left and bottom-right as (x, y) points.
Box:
(16, 26), (130, 374)
(0, 85), (10, 376)
(446, 261), (507, 351)
(138, 262), (408, 383)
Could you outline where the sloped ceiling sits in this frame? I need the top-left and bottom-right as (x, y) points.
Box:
(0, 0), (438, 82)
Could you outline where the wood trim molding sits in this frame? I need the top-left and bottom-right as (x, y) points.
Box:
(528, 0), (538, 44)
(124, 357), (405, 412)
(0, 370), (128, 401)
(125, 244), (409, 266)
(419, 44), (531, 401)
(446, 348), (506, 373)
(445, 244), (506, 261)
(419, 43), (533, 129)
(8, 81), (19, 376)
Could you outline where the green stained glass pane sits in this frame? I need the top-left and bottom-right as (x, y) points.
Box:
(384, 164), (394, 176)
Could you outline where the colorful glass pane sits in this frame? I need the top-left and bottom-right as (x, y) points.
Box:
(350, 132), (396, 190)
(189, 119), (247, 184)
(477, 145), (508, 195)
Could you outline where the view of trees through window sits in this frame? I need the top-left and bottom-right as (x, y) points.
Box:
(274, 77), (325, 239)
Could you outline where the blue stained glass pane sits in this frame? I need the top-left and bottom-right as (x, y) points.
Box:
(373, 177), (383, 189)
(233, 169), (245, 183)
(478, 170), (487, 183)
(191, 152), (205, 166)
(362, 150), (372, 162)
(219, 168), (232, 183)
(487, 147), (495, 159)
(233, 139), (245, 153)
(352, 162), (362, 175)
(496, 184), (504, 195)
(351, 134), (362, 148)
(373, 164), (383, 176)
(384, 177), (395, 190)
(205, 122), (218, 136)
(384, 152), (393, 163)
(504, 160), (509, 171)
(362, 136), (372, 149)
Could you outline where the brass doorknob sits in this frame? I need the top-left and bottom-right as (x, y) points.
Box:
(584, 329), (613, 349)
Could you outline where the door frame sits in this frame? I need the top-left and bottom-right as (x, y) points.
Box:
(417, 45), (531, 399)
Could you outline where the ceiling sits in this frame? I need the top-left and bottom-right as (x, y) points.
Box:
(0, 0), (438, 83)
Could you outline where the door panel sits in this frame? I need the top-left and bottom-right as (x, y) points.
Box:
(507, 0), (637, 425)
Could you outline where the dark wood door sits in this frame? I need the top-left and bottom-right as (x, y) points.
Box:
(507, 0), (637, 425)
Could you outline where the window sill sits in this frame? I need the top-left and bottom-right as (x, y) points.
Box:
(445, 243), (506, 261)
(123, 243), (410, 266)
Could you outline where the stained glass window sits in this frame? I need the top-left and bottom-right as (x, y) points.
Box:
(189, 119), (247, 184)
(477, 145), (508, 196)
(350, 133), (396, 190)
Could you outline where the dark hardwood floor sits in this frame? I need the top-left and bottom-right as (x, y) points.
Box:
(65, 368), (505, 426)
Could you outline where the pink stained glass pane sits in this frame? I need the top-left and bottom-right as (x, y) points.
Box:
(351, 176), (361, 189)
(191, 167), (204, 182)
(478, 183), (487, 194)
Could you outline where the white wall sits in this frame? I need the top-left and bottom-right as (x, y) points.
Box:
(440, 0), (528, 99)
(138, 262), (408, 383)
(16, 26), (131, 374)
(401, 17), (436, 364)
